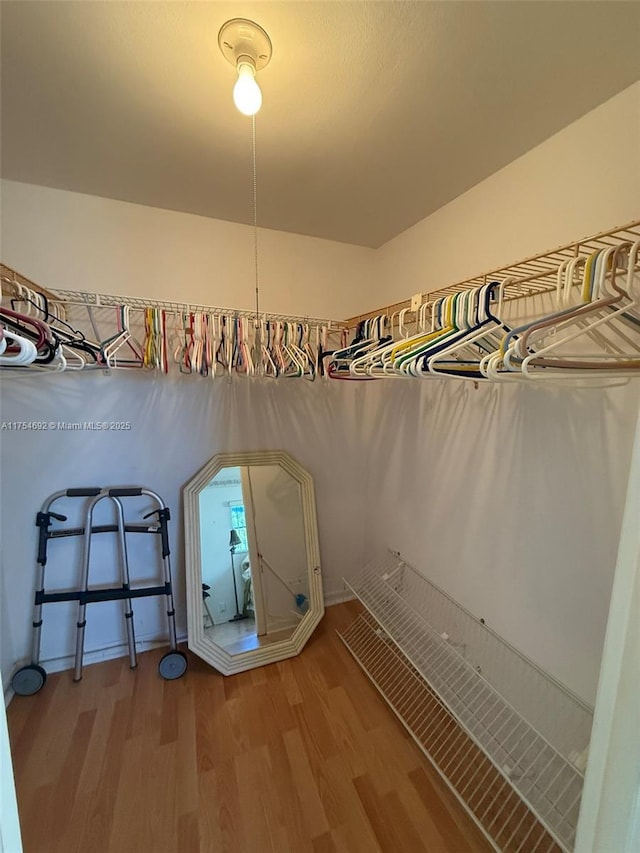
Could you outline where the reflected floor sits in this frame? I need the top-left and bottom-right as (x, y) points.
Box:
(205, 617), (297, 655)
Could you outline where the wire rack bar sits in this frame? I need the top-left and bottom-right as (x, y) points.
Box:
(339, 611), (562, 853)
(46, 286), (345, 329)
(339, 553), (593, 851)
(344, 219), (640, 326)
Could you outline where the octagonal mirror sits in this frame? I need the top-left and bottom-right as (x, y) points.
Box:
(183, 451), (324, 675)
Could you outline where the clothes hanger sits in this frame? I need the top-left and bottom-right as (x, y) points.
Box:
(0, 306), (49, 349)
(328, 314), (390, 377)
(283, 321), (313, 380)
(102, 306), (144, 368)
(0, 306), (62, 365)
(235, 316), (255, 376)
(58, 343), (86, 371)
(382, 294), (453, 375)
(408, 288), (479, 377)
(329, 332), (392, 379)
(518, 242), (640, 377)
(259, 320), (279, 377)
(487, 246), (631, 380)
(343, 307), (425, 378)
(202, 313), (214, 377)
(387, 292), (466, 377)
(290, 322), (316, 379)
(483, 259), (590, 381)
(504, 248), (617, 372)
(501, 253), (602, 371)
(143, 307), (168, 372)
(279, 322), (305, 378)
(299, 324), (317, 381)
(215, 314), (234, 376)
(10, 290), (104, 364)
(425, 282), (513, 379)
(0, 328), (39, 366)
(207, 314), (224, 377)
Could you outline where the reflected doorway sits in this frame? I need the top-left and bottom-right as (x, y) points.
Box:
(198, 464), (309, 655)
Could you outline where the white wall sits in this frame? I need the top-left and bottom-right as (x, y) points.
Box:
(359, 379), (640, 705)
(353, 81), (640, 704)
(3, 82), (636, 324)
(1, 81), (639, 708)
(248, 464), (308, 632)
(198, 472), (246, 624)
(0, 179), (377, 320)
(374, 81), (640, 308)
(0, 372), (368, 694)
(576, 401), (640, 852)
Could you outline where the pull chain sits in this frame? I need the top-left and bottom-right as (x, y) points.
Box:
(252, 115), (259, 321)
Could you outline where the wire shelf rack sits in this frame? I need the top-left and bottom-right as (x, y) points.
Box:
(344, 219), (640, 326)
(45, 286), (344, 329)
(339, 553), (594, 852)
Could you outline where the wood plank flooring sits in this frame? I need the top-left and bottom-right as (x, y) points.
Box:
(340, 611), (562, 853)
(7, 602), (491, 853)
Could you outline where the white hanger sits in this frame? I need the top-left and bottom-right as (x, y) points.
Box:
(0, 329), (38, 366)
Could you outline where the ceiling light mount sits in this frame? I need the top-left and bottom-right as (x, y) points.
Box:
(218, 18), (272, 73)
(218, 18), (272, 116)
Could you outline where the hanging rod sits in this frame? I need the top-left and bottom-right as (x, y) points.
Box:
(344, 219), (640, 327)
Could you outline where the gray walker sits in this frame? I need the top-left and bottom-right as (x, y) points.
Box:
(12, 486), (187, 696)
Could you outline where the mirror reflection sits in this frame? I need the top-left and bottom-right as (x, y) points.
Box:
(198, 464), (309, 655)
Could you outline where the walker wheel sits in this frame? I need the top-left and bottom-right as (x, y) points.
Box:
(12, 664), (47, 696)
(158, 650), (187, 680)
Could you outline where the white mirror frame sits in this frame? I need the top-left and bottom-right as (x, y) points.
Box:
(183, 450), (324, 675)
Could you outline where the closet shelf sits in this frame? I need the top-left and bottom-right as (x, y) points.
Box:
(1, 263), (345, 377)
(344, 219), (640, 326)
(339, 554), (593, 852)
(45, 286), (345, 329)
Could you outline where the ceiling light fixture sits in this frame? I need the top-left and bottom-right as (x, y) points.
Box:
(218, 18), (272, 117)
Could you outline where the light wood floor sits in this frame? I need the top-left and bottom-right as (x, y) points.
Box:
(7, 601), (491, 853)
(205, 617), (297, 655)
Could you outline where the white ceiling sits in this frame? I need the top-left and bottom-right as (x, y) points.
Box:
(1, 2), (639, 248)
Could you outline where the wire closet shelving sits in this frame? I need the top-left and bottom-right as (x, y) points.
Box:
(3, 218), (639, 382)
(338, 553), (593, 853)
(0, 263), (345, 378)
(343, 220), (640, 326)
(45, 286), (344, 330)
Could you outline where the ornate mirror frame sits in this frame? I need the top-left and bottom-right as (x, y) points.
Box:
(183, 450), (324, 675)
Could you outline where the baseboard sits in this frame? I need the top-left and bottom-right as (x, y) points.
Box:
(6, 632), (188, 704)
(325, 587), (356, 606)
(5, 595), (354, 706)
(44, 632), (189, 674)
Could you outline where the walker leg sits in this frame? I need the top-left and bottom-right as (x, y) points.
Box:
(157, 512), (187, 679)
(31, 511), (51, 667)
(73, 617), (87, 682)
(143, 499), (187, 680)
(74, 497), (101, 681)
(156, 507), (178, 651)
(112, 498), (137, 669)
(15, 511), (51, 694)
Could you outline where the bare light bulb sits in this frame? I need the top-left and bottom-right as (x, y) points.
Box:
(233, 61), (262, 116)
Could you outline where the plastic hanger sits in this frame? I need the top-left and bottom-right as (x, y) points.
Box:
(102, 306), (144, 368)
(0, 328), (39, 365)
(425, 282), (513, 379)
(518, 242), (640, 377)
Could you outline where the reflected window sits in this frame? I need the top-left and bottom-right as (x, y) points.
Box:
(229, 501), (248, 552)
